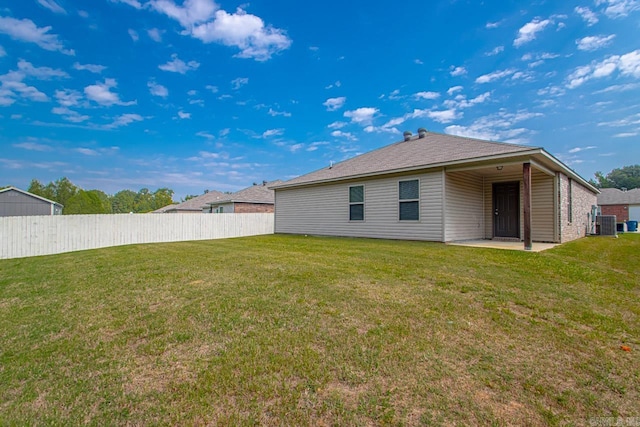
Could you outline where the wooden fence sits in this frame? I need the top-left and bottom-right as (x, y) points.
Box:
(0, 213), (274, 259)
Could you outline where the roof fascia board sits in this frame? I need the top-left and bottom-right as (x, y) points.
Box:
(537, 150), (599, 193)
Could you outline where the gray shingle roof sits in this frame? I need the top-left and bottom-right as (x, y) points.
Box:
(272, 131), (539, 188)
(162, 190), (228, 212)
(207, 180), (283, 205)
(597, 188), (640, 205)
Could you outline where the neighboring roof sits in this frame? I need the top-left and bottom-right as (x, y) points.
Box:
(0, 186), (63, 207)
(161, 190), (227, 212)
(206, 180), (283, 206)
(271, 131), (597, 193)
(597, 188), (640, 205)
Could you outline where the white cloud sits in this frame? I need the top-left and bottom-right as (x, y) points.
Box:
(424, 109), (460, 124)
(191, 8), (292, 61)
(613, 132), (638, 137)
(231, 77), (249, 89)
(444, 92), (491, 109)
(344, 107), (378, 125)
(486, 21), (501, 29)
(267, 108), (291, 117)
(595, 0), (640, 18)
(84, 78), (136, 106)
(13, 141), (53, 151)
(414, 91), (440, 100)
(205, 85), (219, 93)
(444, 110), (542, 143)
(323, 96), (346, 111)
(55, 89), (82, 107)
(151, 1), (292, 61)
(568, 146), (596, 153)
(414, 59), (424, 65)
(17, 60), (68, 79)
(51, 106), (90, 123)
(128, 29), (139, 41)
(150, 0), (217, 27)
(513, 18), (551, 47)
(567, 49), (640, 88)
(0, 16), (74, 55)
(575, 6), (599, 25)
(331, 130), (357, 140)
(475, 68), (516, 83)
(73, 62), (106, 73)
(262, 128), (284, 138)
(289, 143), (304, 153)
(447, 86), (463, 95)
(104, 113), (144, 129)
(37, 0), (66, 14)
(328, 121), (347, 129)
(450, 66), (467, 76)
(485, 46), (504, 56)
(148, 81), (169, 97)
(159, 54), (200, 74)
(110, 0), (143, 9)
(0, 45), (5, 57)
(147, 28), (163, 42)
(177, 111), (191, 119)
(196, 131), (215, 140)
(576, 34), (616, 51)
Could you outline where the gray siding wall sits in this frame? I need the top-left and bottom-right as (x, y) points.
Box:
(0, 190), (55, 217)
(483, 170), (556, 242)
(444, 171), (484, 241)
(275, 171), (444, 241)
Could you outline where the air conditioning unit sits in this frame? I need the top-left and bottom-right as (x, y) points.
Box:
(596, 215), (617, 236)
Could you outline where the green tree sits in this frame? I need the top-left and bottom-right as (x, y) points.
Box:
(152, 188), (174, 210)
(64, 190), (112, 214)
(28, 179), (55, 200)
(53, 177), (79, 207)
(134, 188), (154, 213)
(591, 165), (640, 190)
(112, 189), (137, 213)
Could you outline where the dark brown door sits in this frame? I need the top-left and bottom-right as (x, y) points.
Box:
(493, 182), (520, 238)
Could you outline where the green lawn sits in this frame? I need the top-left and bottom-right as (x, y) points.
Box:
(1, 234), (638, 426)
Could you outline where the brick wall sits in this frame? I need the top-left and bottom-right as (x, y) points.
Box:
(233, 202), (274, 213)
(558, 173), (597, 242)
(600, 204), (628, 222)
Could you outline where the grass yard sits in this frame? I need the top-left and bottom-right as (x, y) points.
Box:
(0, 234), (638, 426)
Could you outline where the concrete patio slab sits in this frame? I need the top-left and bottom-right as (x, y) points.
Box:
(447, 240), (559, 252)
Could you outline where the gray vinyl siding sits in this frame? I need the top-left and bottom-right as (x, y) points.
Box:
(483, 170), (556, 242)
(0, 189), (58, 217)
(444, 171), (484, 241)
(274, 171), (444, 241)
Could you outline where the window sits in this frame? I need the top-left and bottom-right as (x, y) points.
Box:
(399, 179), (419, 221)
(349, 185), (364, 221)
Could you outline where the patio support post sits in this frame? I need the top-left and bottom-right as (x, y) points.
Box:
(523, 162), (532, 250)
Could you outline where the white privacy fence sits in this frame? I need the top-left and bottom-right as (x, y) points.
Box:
(0, 213), (274, 260)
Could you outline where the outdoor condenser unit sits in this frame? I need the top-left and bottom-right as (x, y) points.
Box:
(597, 215), (617, 236)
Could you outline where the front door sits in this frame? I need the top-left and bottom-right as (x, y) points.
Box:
(493, 182), (520, 238)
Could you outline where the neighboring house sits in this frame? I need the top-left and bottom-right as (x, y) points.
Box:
(204, 180), (282, 213)
(597, 188), (640, 222)
(156, 190), (227, 213)
(271, 130), (599, 250)
(0, 187), (63, 217)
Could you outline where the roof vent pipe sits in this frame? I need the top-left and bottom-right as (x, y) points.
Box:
(417, 128), (427, 138)
(403, 131), (413, 141)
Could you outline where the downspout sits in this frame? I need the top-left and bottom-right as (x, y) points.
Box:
(554, 172), (561, 242)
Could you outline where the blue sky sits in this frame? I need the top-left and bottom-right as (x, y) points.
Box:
(1, 0), (639, 200)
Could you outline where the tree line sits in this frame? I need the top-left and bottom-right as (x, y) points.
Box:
(589, 165), (640, 190)
(23, 177), (175, 214)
